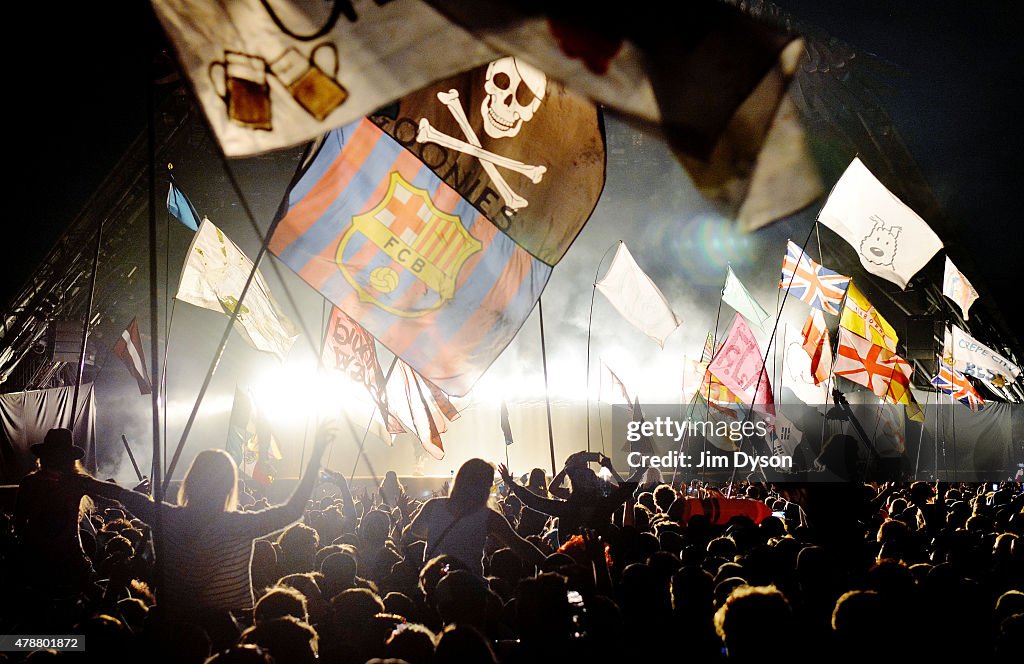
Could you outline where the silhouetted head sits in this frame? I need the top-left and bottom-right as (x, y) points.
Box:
(178, 449), (238, 513)
(448, 459), (495, 516)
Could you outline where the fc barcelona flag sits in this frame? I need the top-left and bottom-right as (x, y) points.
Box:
(270, 118), (552, 396)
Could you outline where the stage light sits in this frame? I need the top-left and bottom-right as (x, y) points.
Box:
(250, 362), (377, 427)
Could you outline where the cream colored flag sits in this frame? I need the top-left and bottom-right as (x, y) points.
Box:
(942, 256), (979, 320)
(176, 217), (298, 361)
(818, 157), (942, 289)
(596, 242), (682, 347)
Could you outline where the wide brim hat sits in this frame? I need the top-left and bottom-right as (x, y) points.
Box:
(30, 427), (85, 461)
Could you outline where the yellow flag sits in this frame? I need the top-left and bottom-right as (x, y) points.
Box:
(840, 281), (898, 352)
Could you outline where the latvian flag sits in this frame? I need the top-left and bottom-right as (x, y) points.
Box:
(113, 318), (151, 395)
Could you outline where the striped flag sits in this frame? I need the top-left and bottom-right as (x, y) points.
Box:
(779, 240), (850, 315)
(801, 309), (832, 386)
(834, 328), (922, 421)
(113, 318), (151, 395)
(269, 118), (552, 396)
(931, 359), (985, 411)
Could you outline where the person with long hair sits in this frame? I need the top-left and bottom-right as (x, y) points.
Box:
(403, 458), (543, 575)
(14, 428), (96, 591)
(80, 424), (336, 643)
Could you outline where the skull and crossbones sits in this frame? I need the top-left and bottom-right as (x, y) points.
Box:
(416, 57), (548, 211)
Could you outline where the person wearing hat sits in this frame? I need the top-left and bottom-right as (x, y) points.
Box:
(13, 427), (95, 590)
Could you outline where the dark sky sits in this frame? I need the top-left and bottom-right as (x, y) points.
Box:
(8, 1), (1023, 327)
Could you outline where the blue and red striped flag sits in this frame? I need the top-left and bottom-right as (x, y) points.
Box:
(779, 240), (851, 315)
(270, 118), (551, 396)
(931, 359), (985, 412)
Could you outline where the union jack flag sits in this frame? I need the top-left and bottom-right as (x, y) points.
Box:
(780, 240), (851, 315)
(931, 359), (985, 411)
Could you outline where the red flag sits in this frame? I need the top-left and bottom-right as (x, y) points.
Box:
(707, 314), (775, 415)
(322, 307), (405, 434)
(834, 328), (922, 421)
(801, 310), (833, 386)
(113, 318), (151, 395)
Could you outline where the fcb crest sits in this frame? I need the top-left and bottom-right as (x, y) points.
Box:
(336, 172), (481, 317)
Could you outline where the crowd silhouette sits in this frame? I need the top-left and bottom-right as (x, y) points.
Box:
(0, 427), (1021, 661)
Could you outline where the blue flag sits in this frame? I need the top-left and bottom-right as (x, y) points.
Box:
(167, 181), (200, 232)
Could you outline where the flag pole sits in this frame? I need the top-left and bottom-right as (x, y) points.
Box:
(162, 241), (270, 493)
(585, 241), (620, 454)
(145, 43), (165, 597)
(301, 300), (329, 471)
(69, 219), (104, 427)
(539, 299), (558, 476)
(121, 434), (144, 481)
(913, 390), (930, 478)
(701, 270), (729, 485)
(727, 221), (818, 490)
(348, 356), (398, 482)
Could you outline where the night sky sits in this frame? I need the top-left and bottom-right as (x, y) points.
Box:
(7, 2), (1022, 335)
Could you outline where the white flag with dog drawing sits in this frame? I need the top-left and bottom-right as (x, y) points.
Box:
(817, 157), (942, 289)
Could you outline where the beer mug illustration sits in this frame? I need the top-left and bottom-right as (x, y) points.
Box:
(270, 43), (348, 121)
(209, 51), (272, 130)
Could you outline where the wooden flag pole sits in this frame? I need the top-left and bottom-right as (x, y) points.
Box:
(539, 299), (558, 476)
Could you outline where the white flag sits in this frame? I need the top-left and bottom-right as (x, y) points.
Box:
(782, 323), (828, 406)
(176, 218), (298, 361)
(596, 242), (682, 347)
(818, 157), (942, 289)
(767, 411), (803, 457)
(722, 266), (772, 333)
(949, 325), (1020, 385)
(942, 256), (979, 320)
(151, 0), (498, 157)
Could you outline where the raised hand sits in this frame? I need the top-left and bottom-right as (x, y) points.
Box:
(497, 463), (514, 486)
(313, 422), (338, 456)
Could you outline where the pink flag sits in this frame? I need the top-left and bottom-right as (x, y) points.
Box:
(707, 314), (775, 415)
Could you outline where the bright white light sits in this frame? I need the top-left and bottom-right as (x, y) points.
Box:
(250, 362), (377, 427)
